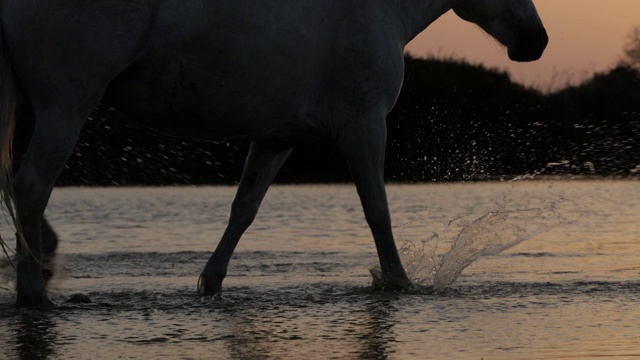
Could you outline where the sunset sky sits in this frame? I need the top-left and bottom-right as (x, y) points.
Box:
(405, 0), (640, 91)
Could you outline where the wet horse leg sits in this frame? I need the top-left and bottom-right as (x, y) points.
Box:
(12, 105), (59, 256)
(198, 141), (292, 295)
(13, 107), (89, 307)
(338, 116), (412, 291)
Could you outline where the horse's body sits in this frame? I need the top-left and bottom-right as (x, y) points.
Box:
(0, 0), (547, 306)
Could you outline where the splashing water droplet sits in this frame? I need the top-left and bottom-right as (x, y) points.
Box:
(432, 209), (550, 291)
(382, 206), (560, 292)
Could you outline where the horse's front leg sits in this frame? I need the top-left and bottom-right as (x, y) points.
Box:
(198, 141), (292, 296)
(337, 115), (412, 291)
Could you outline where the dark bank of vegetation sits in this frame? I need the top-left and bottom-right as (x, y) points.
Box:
(55, 55), (640, 186)
(387, 56), (640, 181)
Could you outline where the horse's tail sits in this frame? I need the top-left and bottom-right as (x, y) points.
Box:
(0, 18), (21, 256)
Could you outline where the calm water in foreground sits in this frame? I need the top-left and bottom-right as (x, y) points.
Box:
(0, 181), (639, 359)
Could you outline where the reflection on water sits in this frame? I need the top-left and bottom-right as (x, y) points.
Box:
(14, 311), (57, 360)
(0, 181), (638, 359)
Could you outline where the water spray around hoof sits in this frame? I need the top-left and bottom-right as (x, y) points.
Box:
(398, 208), (559, 292)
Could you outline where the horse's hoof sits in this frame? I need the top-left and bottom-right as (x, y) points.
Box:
(16, 281), (53, 307)
(370, 268), (413, 292)
(16, 260), (53, 307)
(197, 274), (222, 296)
(16, 292), (53, 308)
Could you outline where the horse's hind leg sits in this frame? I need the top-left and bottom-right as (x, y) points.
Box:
(198, 141), (292, 295)
(12, 105), (59, 256)
(13, 105), (93, 306)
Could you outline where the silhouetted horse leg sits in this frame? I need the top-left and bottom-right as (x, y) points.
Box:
(198, 141), (293, 295)
(14, 107), (89, 307)
(12, 108), (59, 257)
(16, 218), (57, 284)
(338, 116), (411, 291)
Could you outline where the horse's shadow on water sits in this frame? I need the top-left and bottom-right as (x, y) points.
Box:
(0, 279), (57, 359)
(209, 284), (409, 359)
(4, 279), (638, 360)
(17, 312), (57, 360)
(0, 308), (58, 360)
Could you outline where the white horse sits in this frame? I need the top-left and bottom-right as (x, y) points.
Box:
(0, 0), (547, 306)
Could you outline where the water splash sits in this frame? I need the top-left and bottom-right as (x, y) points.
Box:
(378, 206), (559, 292)
(431, 209), (550, 291)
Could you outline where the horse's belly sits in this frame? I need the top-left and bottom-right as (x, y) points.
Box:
(104, 67), (322, 143)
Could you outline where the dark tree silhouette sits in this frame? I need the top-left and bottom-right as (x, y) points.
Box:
(621, 26), (640, 69)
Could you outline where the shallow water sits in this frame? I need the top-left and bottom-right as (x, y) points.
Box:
(0, 181), (639, 359)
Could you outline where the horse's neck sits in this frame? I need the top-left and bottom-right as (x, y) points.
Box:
(388, 0), (456, 44)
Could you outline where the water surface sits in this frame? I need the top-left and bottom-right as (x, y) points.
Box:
(0, 181), (638, 359)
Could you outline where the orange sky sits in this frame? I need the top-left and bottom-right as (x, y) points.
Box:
(405, 0), (640, 91)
